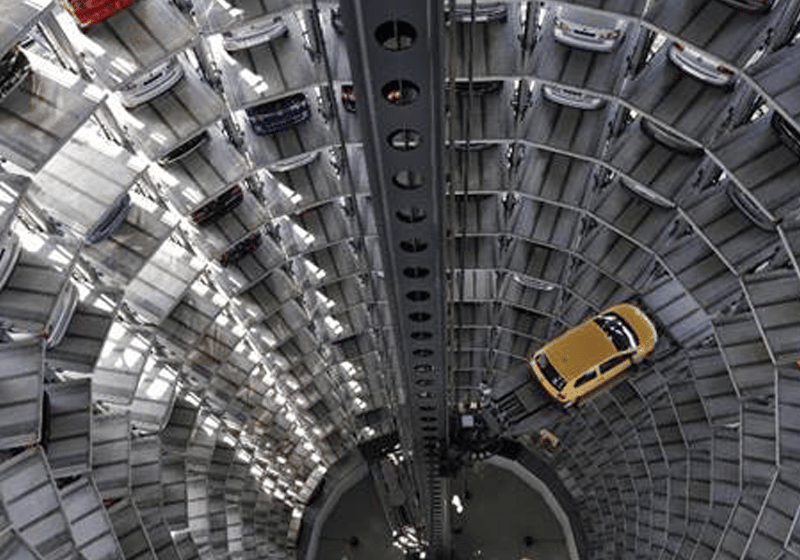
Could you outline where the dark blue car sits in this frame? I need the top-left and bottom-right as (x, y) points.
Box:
(246, 93), (311, 135)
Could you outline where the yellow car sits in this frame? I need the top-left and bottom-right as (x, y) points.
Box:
(531, 303), (657, 406)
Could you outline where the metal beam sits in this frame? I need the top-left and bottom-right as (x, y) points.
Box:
(339, 0), (450, 556)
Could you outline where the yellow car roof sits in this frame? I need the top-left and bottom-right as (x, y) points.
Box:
(542, 320), (618, 381)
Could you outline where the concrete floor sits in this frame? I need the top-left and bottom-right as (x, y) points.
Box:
(315, 463), (569, 560)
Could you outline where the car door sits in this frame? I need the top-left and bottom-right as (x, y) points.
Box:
(599, 353), (634, 379)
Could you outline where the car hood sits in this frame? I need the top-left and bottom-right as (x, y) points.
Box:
(544, 321), (616, 381)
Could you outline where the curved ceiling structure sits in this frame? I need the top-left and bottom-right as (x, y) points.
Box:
(0, 0), (799, 559)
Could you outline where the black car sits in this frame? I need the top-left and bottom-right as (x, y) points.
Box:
(245, 93), (311, 135)
(0, 47), (31, 103)
(219, 232), (262, 267)
(191, 184), (243, 226)
(771, 111), (800, 159)
(158, 130), (210, 166)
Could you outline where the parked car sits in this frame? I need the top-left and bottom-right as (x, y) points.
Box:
(245, 93), (311, 135)
(119, 57), (184, 108)
(449, 3), (508, 23)
(84, 194), (131, 244)
(60, 0), (140, 28)
(553, 5), (627, 52)
(639, 118), (704, 155)
(191, 185), (243, 226)
(771, 111), (800, 158)
(0, 231), (22, 292)
(619, 178), (676, 209)
(668, 42), (736, 87)
(452, 80), (504, 96)
(158, 130), (210, 166)
(44, 281), (78, 349)
(0, 47), (31, 104)
(341, 84), (356, 113)
(222, 16), (288, 51)
(219, 232), (261, 267)
(267, 151), (320, 173)
(725, 183), (776, 230)
(530, 303), (657, 406)
(716, 0), (774, 12)
(542, 85), (605, 110)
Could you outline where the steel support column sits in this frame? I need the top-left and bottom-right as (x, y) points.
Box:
(339, 0), (450, 556)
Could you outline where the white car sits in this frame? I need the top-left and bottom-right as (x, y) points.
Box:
(668, 42), (735, 87)
(553, 6), (627, 52)
(223, 16), (289, 51)
(119, 58), (184, 108)
(0, 231), (22, 292)
(542, 85), (605, 110)
(44, 282), (78, 349)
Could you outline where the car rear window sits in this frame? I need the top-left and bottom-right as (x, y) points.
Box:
(594, 312), (638, 351)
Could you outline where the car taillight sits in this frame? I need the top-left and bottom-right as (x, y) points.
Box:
(558, 393), (565, 399)
(717, 66), (734, 75)
(674, 43), (684, 51)
(556, 20), (569, 31)
(601, 29), (621, 39)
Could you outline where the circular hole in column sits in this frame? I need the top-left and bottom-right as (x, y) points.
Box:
(400, 238), (427, 253)
(416, 378), (433, 387)
(411, 331), (432, 340)
(388, 129), (421, 151)
(396, 207), (427, 224)
(409, 311), (431, 322)
(414, 363), (433, 373)
(393, 170), (423, 190)
(375, 21), (417, 51)
(413, 348), (433, 357)
(422, 426), (437, 432)
(407, 290), (430, 302)
(422, 416), (437, 422)
(382, 80), (420, 105)
(419, 405), (436, 411)
(403, 266), (430, 278)
(417, 391), (433, 399)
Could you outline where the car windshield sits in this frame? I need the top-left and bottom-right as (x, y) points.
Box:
(594, 312), (638, 351)
(535, 354), (566, 390)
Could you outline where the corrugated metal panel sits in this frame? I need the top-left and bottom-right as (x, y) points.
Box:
(59, 477), (124, 560)
(140, 516), (180, 560)
(161, 398), (198, 452)
(46, 302), (115, 373)
(89, 323), (152, 405)
(0, 339), (44, 449)
(114, 361), (178, 432)
(44, 378), (91, 478)
(160, 456), (187, 527)
(130, 437), (161, 518)
(107, 499), (155, 560)
(0, 527), (44, 560)
(0, 447), (78, 560)
(0, 251), (72, 332)
(91, 413), (131, 500)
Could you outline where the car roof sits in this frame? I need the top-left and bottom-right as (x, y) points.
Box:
(540, 319), (618, 381)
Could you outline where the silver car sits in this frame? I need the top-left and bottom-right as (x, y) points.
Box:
(266, 151), (320, 174)
(542, 85), (605, 110)
(44, 281), (78, 349)
(668, 42), (735, 87)
(620, 178), (675, 209)
(639, 118), (703, 155)
(119, 57), (184, 108)
(553, 5), (627, 52)
(222, 16), (289, 51)
(85, 194), (131, 244)
(716, 0), (774, 12)
(0, 231), (21, 292)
